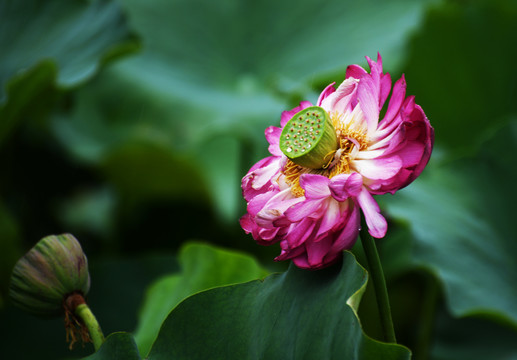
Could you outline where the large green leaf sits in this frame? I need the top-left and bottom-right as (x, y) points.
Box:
(54, 0), (433, 220)
(146, 251), (410, 360)
(383, 120), (517, 328)
(0, 0), (138, 142)
(134, 242), (270, 356)
(402, 0), (517, 153)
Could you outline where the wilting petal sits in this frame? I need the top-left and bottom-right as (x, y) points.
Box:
(255, 189), (303, 227)
(241, 157), (282, 203)
(329, 173), (363, 201)
(299, 174), (331, 199)
(357, 188), (387, 238)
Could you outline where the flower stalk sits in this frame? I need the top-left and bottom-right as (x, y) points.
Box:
(359, 219), (396, 343)
(64, 292), (105, 350)
(75, 303), (104, 351)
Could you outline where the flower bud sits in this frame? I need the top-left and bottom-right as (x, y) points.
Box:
(9, 234), (90, 317)
(279, 106), (338, 169)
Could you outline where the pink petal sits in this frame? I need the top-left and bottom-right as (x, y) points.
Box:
(357, 188), (387, 238)
(346, 64), (367, 80)
(379, 73), (392, 109)
(239, 214), (254, 234)
(257, 227), (280, 242)
(265, 126), (283, 156)
(247, 191), (275, 217)
(367, 99), (434, 195)
(317, 82), (336, 106)
(249, 157), (282, 189)
(380, 75), (406, 130)
(286, 217), (316, 248)
(276, 238), (306, 260)
(357, 73), (380, 136)
(306, 235), (333, 268)
(254, 189), (303, 227)
(316, 199), (341, 238)
(352, 157), (402, 180)
(330, 203), (361, 253)
(320, 78), (358, 114)
(396, 141), (425, 168)
(299, 174), (331, 199)
(329, 173), (363, 201)
(291, 255), (311, 269)
(366, 124), (403, 153)
(280, 101), (312, 127)
(285, 199), (324, 222)
(366, 53), (383, 81)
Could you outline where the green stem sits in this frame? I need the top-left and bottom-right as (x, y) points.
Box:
(359, 220), (397, 343)
(75, 303), (105, 351)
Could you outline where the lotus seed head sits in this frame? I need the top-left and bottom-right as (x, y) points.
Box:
(279, 105), (338, 169)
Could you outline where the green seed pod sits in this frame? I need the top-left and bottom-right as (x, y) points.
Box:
(279, 106), (338, 169)
(9, 234), (90, 317)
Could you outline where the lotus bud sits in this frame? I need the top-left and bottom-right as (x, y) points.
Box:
(9, 233), (90, 317)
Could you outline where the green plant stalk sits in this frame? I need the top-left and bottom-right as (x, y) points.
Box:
(359, 221), (397, 343)
(75, 303), (105, 351)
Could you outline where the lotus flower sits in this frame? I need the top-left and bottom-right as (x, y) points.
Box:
(240, 54), (434, 269)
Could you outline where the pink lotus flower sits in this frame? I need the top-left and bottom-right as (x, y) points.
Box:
(240, 54), (434, 269)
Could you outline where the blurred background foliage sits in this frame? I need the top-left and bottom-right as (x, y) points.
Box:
(1, 0), (516, 359)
